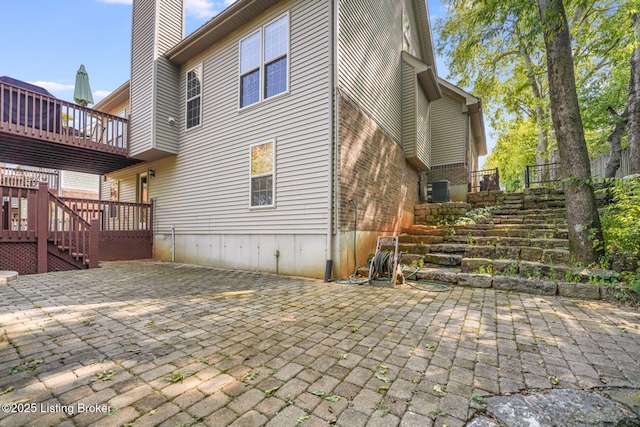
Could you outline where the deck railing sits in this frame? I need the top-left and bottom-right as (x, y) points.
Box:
(49, 192), (95, 267)
(0, 81), (128, 155)
(59, 197), (153, 234)
(0, 185), (38, 240)
(0, 166), (59, 191)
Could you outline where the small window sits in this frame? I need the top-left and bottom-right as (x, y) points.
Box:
(186, 65), (202, 129)
(239, 14), (289, 108)
(250, 141), (275, 207)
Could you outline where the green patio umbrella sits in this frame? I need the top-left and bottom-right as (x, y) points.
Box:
(74, 64), (94, 107)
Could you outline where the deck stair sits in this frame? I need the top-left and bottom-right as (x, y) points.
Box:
(361, 189), (619, 299)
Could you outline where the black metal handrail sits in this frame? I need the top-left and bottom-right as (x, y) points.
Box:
(469, 168), (500, 192)
(524, 162), (561, 188)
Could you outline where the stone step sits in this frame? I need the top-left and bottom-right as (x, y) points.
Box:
(401, 243), (468, 254)
(444, 236), (568, 248)
(400, 230), (569, 244)
(422, 253), (463, 266)
(464, 246), (571, 265)
(458, 258), (617, 284)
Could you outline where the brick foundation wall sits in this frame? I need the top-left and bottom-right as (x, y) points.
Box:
(427, 163), (468, 186)
(338, 91), (419, 232)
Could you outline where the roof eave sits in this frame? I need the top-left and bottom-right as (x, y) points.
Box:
(167, 0), (284, 65)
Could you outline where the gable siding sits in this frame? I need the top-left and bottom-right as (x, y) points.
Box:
(109, 0), (331, 235)
(154, 0), (182, 154)
(130, 0), (155, 156)
(416, 86), (430, 167)
(430, 95), (465, 166)
(401, 61), (416, 158)
(338, 0), (407, 142)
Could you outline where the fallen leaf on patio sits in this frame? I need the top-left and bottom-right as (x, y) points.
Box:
(325, 395), (340, 402)
(340, 353), (348, 360)
(310, 390), (325, 396)
(425, 343), (435, 349)
(96, 370), (117, 381)
(433, 384), (447, 395)
(6, 399), (30, 405)
(378, 385), (390, 392)
(0, 386), (14, 395)
(548, 375), (559, 385)
(297, 415), (310, 423)
(376, 373), (391, 383)
(265, 386), (280, 396)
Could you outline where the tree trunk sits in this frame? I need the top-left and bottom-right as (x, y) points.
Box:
(604, 108), (628, 179)
(628, 13), (640, 175)
(537, 0), (603, 264)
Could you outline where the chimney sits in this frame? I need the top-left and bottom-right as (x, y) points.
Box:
(129, 0), (184, 161)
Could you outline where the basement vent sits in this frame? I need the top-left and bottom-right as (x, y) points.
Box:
(431, 180), (450, 203)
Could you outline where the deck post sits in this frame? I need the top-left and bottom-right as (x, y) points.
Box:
(37, 182), (49, 273)
(89, 218), (99, 268)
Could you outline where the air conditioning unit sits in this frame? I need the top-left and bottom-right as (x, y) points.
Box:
(431, 180), (450, 203)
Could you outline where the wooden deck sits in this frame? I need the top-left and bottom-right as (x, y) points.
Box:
(1, 183), (153, 274)
(1, 81), (142, 174)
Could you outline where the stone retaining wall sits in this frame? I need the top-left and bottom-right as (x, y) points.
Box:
(467, 190), (506, 208)
(414, 201), (471, 225)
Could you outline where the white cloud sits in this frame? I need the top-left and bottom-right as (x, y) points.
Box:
(224, 0), (237, 5)
(97, 0), (132, 4)
(28, 81), (74, 92)
(93, 90), (112, 99)
(186, 0), (218, 20)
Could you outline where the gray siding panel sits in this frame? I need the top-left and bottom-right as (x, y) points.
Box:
(402, 61), (416, 158)
(110, 0), (331, 235)
(416, 87), (430, 167)
(430, 95), (465, 166)
(61, 171), (100, 192)
(130, 0), (155, 156)
(130, 0), (182, 158)
(338, 0), (404, 142)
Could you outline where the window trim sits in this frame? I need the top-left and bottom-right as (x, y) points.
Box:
(249, 139), (276, 209)
(238, 12), (290, 111)
(185, 63), (203, 130)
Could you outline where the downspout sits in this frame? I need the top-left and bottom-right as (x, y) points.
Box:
(324, 0), (338, 282)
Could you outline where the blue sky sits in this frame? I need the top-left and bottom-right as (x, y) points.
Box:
(1, 1), (488, 157)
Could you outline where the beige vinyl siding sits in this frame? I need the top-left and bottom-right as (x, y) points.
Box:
(129, 0), (155, 156)
(338, 0), (407, 142)
(154, 0), (182, 154)
(403, 0), (423, 58)
(402, 61), (416, 157)
(401, 60), (430, 169)
(60, 171), (99, 192)
(430, 94), (465, 166)
(110, 0), (331, 235)
(416, 86), (430, 167)
(130, 0), (182, 158)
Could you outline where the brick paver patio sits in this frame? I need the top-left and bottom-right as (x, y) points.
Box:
(0, 261), (638, 427)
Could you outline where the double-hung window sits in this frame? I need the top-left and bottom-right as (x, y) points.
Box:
(250, 140), (275, 207)
(240, 14), (289, 108)
(186, 64), (202, 129)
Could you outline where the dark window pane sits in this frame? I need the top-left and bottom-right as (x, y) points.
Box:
(187, 97), (201, 128)
(265, 56), (287, 99)
(241, 69), (260, 107)
(251, 175), (273, 206)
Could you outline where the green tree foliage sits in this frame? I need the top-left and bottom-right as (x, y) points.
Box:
(484, 119), (536, 191)
(436, 0), (637, 185)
